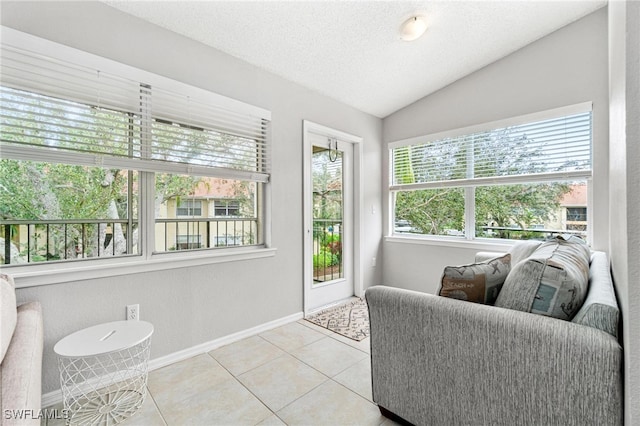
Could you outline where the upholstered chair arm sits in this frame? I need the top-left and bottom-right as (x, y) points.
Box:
(1, 302), (44, 426)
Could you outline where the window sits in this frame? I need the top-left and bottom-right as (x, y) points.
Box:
(176, 200), (203, 217)
(390, 103), (592, 241)
(176, 235), (202, 250)
(154, 175), (261, 252)
(565, 206), (587, 232)
(214, 235), (243, 247)
(0, 28), (271, 266)
(0, 159), (138, 263)
(566, 207), (587, 222)
(214, 200), (241, 217)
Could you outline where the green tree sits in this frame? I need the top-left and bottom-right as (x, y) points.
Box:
(395, 188), (465, 235)
(475, 183), (570, 238)
(312, 150), (342, 221)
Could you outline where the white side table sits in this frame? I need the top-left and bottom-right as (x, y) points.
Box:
(54, 321), (154, 426)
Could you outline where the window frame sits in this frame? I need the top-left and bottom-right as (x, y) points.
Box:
(566, 207), (588, 222)
(176, 200), (203, 217)
(0, 27), (275, 287)
(388, 102), (593, 244)
(213, 199), (241, 217)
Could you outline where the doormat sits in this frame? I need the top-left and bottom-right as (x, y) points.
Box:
(305, 298), (369, 341)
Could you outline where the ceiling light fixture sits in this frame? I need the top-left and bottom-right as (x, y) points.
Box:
(400, 16), (428, 41)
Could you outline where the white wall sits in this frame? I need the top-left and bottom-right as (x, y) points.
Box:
(609, 2), (640, 424)
(382, 240), (508, 294)
(1, 1), (383, 394)
(382, 8), (609, 290)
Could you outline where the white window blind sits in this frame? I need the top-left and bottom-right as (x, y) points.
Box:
(390, 105), (592, 191)
(0, 31), (270, 183)
(149, 86), (269, 181)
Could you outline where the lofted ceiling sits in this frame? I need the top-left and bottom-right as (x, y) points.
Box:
(102, 1), (606, 118)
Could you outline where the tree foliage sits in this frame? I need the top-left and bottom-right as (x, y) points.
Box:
(312, 150), (342, 220)
(0, 161), (130, 221)
(395, 188), (465, 235)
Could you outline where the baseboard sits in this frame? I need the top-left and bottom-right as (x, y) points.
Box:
(147, 311), (303, 371)
(41, 311), (303, 408)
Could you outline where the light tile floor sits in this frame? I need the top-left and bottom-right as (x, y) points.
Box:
(45, 319), (400, 426)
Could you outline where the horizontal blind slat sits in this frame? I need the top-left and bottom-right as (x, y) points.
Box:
(392, 110), (591, 186)
(1, 40), (271, 180)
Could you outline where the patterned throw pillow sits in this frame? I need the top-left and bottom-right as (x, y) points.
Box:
(439, 254), (511, 305)
(494, 236), (591, 321)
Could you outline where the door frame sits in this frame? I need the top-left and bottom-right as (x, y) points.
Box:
(302, 120), (363, 315)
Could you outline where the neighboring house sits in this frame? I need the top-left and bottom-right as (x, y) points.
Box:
(156, 178), (257, 251)
(560, 184), (588, 232)
(545, 184), (588, 233)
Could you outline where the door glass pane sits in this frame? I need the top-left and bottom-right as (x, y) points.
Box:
(312, 146), (343, 284)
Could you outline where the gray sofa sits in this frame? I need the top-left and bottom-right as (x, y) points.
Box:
(366, 241), (623, 425)
(1, 273), (43, 426)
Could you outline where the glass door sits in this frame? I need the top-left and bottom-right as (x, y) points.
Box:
(304, 124), (354, 313)
(312, 145), (345, 284)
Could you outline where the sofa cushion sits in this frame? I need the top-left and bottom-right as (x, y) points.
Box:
(0, 273), (17, 363)
(439, 254), (511, 304)
(572, 251), (620, 337)
(495, 235), (590, 320)
(1, 302), (44, 426)
(508, 240), (543, 265)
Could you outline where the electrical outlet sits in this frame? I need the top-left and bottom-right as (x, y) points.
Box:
(372, 257), (377, 267)
(126, 304), (140, 321)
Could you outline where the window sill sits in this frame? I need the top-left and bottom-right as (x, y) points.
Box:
(384, 235), (515, 252)
(6, 247), (278, 289)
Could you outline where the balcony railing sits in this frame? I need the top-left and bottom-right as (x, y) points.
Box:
(155, 217), (259, 252)
(1, 217), (259, 265)
(1, 219), (135, 265)
(480, 226), (587, 240)
(313, 218), (343, 283)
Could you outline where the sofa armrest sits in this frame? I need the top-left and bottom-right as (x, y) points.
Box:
(1, 302), (43, 426)
(366, 286), (622, 426)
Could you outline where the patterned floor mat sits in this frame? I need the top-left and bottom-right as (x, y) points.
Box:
(305, 298), (369, 341)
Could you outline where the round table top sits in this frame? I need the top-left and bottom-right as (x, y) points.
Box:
(54, 320), (154, 358)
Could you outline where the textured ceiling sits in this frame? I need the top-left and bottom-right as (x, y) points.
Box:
(103, 1), (606, 118)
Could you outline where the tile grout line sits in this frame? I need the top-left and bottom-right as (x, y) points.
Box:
(207, 335), (288, 377)
(207, 330), (371, 425)
(286, 339), (368, 381)
(297, 318), (370, 354)
(329, 379), (380, 410)
(145, 387), (169, 426)
(266, 335), (373, 419)
(269, 376), (331, 421)
(204, 350), (290, 425)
